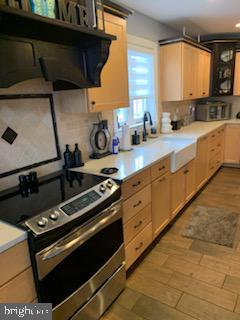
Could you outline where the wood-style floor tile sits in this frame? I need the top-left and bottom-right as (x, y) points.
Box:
(177, 293), (240, 320)
(156, 242), (202, 264)
(102, 303), (144, 320)
(127, 272), (182, 307)
(163, 256), (226, 287)
(115, 288), (142, 311)
(132, 294), (195, 320)
(224, 275), (240, 295)
(168, 272), (237, 311)
(144, 249), (169, 267)
(235, 297), (240, 314)
(135, 260), (173, 284)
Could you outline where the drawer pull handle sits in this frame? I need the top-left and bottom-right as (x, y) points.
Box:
(132, 181), (141, 187)
(184, 169), (189, 174)
(159, 177), (166, 183)
(133, 200), (142, 208)
(135, 242), (143, 251)
(158, 165), (165, 171)
(134, 220), (143, 229)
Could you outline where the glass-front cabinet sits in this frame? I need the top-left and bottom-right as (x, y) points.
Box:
(210, 42), (236, 96)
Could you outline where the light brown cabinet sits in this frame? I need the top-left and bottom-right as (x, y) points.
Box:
(195, 135), (209, 190)
(160, 41), (211, 101)
(170, 167), (185, 217)
(0, 240), (36, 302)
(234, 52), (240, 96)
(170, 159), (196, 218)
(88, 13), (129, 112)
(198, 50), (211, 98)
(224, 124), (240, 164)
(151, 172), (171, 239)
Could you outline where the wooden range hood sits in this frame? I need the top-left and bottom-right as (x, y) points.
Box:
(0, 3), (116, 90)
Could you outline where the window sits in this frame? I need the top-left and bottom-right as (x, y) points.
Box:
(115, 37), (158, 129)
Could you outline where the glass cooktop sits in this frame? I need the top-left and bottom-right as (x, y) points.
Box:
(0, 170), (107, 226)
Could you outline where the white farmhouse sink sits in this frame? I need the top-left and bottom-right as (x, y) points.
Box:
(160, 137), (197, 173)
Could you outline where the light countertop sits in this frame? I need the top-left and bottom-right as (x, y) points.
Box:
(1, 119), (240, 254)
(72, 119), (240, 181)
(0, 221), (27, 254)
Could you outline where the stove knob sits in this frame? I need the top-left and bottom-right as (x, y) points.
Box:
(37, 217), (48, 228)
(49, 211), (59, 221)
(107, 180), (113, 189)
(99, 184), (106, 193)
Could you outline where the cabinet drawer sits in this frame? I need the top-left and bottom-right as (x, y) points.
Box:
(124, 204), (151, 245)
(0, 240), (31, 287)
(151, 157), (170, 181)
(122, 169), (151, 200)
(125, 223), (152, 269)
(123, 185), (151, 224)
(0, 267), (36, 303)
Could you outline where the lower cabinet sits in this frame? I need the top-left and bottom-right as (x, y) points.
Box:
(0, 240), (37, 302)
(195, 135), (209, 189)
(151, 172), (171, 239)
(125, 223), (152, 270)
(171, 159), (196, 218)
(224, 124), (240, 164)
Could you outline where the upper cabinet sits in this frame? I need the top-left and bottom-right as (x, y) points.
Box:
(160, 41), (211, 101)
(234, 51), (240, 95)
(88, 13), (129, 112)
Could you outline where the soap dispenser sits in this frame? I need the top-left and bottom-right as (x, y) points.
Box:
(73, 143), (84, 167)
(63, 144), (73, 169)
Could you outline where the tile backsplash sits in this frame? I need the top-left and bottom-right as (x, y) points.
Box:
(0, 79), (114, 191)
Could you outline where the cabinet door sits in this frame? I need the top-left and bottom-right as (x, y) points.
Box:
(151, 173), (170, 238)
(170, 168), (185, 218)
(197, 50), (211, 98)
(234, 52), (240, 96)
(195, 135), (209, 189)
(182, 44), (198, 100)
(88, 13), (129, 112)
(224, 125), (240, 164)
(185, 159), (196, 202)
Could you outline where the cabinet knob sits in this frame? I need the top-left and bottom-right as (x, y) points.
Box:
(91, 101), (96, 105)
(189, 93), (193, 96)
(203, 92), (206, 95)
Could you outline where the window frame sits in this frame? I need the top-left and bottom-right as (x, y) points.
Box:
(114, 35), (159, 131)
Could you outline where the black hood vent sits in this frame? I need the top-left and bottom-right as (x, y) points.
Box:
(0, 3), (116, 90)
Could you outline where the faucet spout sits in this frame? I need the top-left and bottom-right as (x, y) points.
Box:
(143, 111), (153, 141)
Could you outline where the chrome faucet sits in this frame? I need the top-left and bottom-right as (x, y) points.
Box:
(143, 111), (153, 141)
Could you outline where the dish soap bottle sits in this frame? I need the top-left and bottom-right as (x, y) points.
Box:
(73, 143), (83, 167)
(63, 144), (73, 169)
(112, 136), (119, 154)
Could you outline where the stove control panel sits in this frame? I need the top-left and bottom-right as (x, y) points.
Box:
(25, 179), (120, 235)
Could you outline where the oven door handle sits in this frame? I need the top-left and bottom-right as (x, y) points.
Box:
(42, 206), (120, 261)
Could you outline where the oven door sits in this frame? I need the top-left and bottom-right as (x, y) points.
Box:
(35, 199), (124, 320)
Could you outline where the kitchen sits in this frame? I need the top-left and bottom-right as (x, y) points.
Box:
(1, 0), (240, 319)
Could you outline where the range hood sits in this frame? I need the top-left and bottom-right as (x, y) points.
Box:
(0, 3), (116, 90)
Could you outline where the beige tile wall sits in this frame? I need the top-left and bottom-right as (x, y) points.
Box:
(0, 79), (114, 191)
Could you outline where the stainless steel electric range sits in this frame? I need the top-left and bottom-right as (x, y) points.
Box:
(0, 170), (125, 320)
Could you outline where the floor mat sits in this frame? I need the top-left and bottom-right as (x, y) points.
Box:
(181, 206), (239, 247)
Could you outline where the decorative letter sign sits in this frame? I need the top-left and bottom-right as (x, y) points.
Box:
(4, 0), (104, 31)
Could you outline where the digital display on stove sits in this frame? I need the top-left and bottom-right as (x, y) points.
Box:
(61, 191), (101, 216)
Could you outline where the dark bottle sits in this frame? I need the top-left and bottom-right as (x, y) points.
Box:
(64, 144), (73, 168)
(73, 143), (83, 167)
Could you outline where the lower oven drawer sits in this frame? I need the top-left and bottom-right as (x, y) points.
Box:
(125, 223), (152, 270)
(70, 264), (126, 320)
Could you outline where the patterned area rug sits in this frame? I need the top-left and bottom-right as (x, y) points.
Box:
(182, 206), (239, 247)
